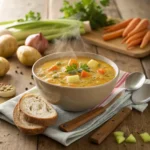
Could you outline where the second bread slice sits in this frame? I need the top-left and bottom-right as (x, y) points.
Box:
(19, 94), (58, 126)
(13, 104), (46, 135)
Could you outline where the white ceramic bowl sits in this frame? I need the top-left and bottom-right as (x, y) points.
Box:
(32, 52), (119, 111)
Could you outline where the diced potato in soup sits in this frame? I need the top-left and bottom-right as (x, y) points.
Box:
(35, 57), (115, 87)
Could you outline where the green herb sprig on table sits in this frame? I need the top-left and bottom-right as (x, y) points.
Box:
(60, 0), (115, 29)
(66, 64), (90, 75)
(17, 11), (41, 22)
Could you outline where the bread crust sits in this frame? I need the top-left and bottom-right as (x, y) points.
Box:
(13, 104), (46, 135)
(19, 94), (58, 126)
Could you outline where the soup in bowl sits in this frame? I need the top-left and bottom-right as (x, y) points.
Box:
(32, 52), (119, 111)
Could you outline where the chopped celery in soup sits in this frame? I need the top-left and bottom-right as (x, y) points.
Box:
(35, 57), (115, 87)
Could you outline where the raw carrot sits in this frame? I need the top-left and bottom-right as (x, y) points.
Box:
(68, 59), (78, 66)
(104, 18), (133, 33)
(103, 28), (124, 41)
(128, 19), (149, 37)
(103, 26), (111, 30)
(122, 35), (130, 43)
(140, 30), (150, 48)
(97, 68), (105, 74)
(48, 65), (59, 71)
(81, 70), (90, 77)
(126, 29), (147, 44)
(127, 38), (143, 49)
(122, 18), (141, 37)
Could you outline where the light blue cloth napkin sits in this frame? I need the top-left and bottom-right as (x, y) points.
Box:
(0, 78), (149, 146)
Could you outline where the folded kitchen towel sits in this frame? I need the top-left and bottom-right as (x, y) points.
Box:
(0, 71), (149, 146)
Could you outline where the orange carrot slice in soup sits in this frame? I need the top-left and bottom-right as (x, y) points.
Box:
(81, 70), (90, 77)
(97, 68), (105, 74)
(68, 59), (78, 66)
(48, 65), (59, 71)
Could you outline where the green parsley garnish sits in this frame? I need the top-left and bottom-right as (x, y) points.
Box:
(66, 64), (78, 75)
(66, 64), (90, 74)
(79, 64), (90, 72)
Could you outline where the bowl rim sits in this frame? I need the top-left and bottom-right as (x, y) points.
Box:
(32, 51), (120, 89)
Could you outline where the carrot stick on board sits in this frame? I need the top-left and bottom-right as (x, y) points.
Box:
(104, 18), (133, 33)
(127, 38), (143, 49)
(103, 26), (112, 30)
(126, 29), (147, 44)
(140, 31), (150, 48)
(122, 18), (141, 37)
(103, 28), (125, 41)
(128, 19), (149, 37)
(122, 35), (130, 43)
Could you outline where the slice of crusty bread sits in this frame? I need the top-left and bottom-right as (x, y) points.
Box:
(19, 94), (58, 126)
(13, 104), (46, 135)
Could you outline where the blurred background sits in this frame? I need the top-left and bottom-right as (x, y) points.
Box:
(0, 0), (149, 21)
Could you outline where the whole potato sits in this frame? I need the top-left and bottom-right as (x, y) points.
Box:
(0, 57), (10, 77)
(0, 35), (18, 58)
(17, 46), (42, 66)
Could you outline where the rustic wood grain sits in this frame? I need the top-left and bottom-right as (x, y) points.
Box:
(142, 56), (150, 78)
(0, 55), (37, 150)
(97, 48), (144, 73)
(0, 0), (150, 150)
(115, 0), (150, 19)
(0, 120), (37, 150)
(0, 0), (49, 150)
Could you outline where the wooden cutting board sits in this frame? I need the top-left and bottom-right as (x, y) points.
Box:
(82, 28), (150, 58)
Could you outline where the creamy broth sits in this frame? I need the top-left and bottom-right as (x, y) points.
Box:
(35, 57), (115, 87)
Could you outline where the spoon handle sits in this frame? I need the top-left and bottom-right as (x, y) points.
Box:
(90, 107), (132, 144)
(59, 107), (106, 132)
(59, 93), (121, 132)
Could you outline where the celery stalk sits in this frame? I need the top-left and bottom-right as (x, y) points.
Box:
(12, 27), (71, 40)
(0, 20), (15, 25)
(6, 20), (82, 30)
(12, 25), (84, 41)
(0, 19), (87, 43)
(45, 28), (85, 40)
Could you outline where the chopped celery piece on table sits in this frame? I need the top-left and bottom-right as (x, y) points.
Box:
(140, 132), (150, 142)
(115, 135), (125, 144)
(114, 131), (124, 137)
(126, 134), (136, 143)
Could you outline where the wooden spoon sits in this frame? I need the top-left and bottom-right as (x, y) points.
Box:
(59, 93), (121, 132)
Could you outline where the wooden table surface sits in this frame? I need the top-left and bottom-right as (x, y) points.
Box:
(0, 0), (150, 150)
